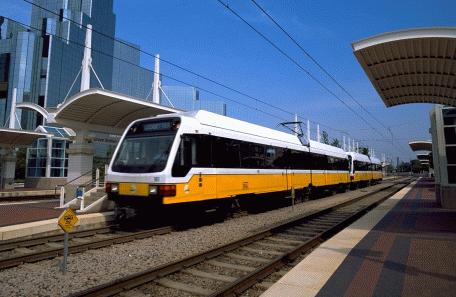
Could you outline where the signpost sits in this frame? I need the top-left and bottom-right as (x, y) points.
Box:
(58, 208), (78, 273)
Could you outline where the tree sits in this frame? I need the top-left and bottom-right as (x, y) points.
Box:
(359, 146), (369, 156)
(411, 159), (423, 173)
(397, 161), (411, 172)
(330, 138), (341, 148)
(321, 131), (329, 144)
(15, 148), (27, 180)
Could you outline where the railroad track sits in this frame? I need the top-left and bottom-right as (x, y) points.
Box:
(71, 178), (413, 297)
(0, 225), (173, 270)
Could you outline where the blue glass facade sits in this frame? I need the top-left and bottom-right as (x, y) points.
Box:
(0, 0), (226, 133)
(111, 39), (153, 99)
(0, 0), (116, 129)
(161, 85), (227, 115)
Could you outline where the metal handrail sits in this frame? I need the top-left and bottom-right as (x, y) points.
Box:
(55, 167), (107, 207)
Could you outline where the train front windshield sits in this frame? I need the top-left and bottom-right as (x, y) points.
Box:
(111, 118), (180, 173)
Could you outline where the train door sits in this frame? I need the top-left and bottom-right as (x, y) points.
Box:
(348, 155), (354, 182)
(177, 134), (216, 202)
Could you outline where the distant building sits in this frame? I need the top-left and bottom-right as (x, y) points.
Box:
(1, 0), (228, 183)
(111, 39), (153, 99)
(161, 85), (227, 115)
(0, 1), (226, 131)
(430, 105), (456, 208)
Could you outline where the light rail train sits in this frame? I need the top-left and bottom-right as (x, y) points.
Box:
(105, 110), (383, 216)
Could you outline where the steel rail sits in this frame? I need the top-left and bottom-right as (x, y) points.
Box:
(70, 178), (413, 297)
(0, 226), (173, 270)
(211, 181), (411, 296)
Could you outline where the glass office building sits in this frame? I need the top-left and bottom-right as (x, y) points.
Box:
(26, 126), (72, 178)
(0, 1), (117, 129)
(161, 85), (227, 115)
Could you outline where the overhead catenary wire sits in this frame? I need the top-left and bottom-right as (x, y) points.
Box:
(216, 0), (413, 158)
(22, 0), (352, 137)
(4, 17), (288, 124)
(249, 0), (390, 131)
(215, 0), (388, 141)
(249, 0), (413, 158)
(18, 2), (400, 156)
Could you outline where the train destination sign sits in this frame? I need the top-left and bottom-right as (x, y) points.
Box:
(58, 208), (79, 233)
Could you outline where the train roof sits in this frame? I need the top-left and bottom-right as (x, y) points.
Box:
(174, 110), (303, 147)
(370, 156), (382, 165)
(308, 140), (348, 159)
(347, 151), (371, 163)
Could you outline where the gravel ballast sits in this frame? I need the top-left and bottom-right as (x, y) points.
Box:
(0, 182), (393, 296)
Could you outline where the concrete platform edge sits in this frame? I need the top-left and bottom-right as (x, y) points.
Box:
(261, 179), (418, 297)
(0, 211), (115, 241)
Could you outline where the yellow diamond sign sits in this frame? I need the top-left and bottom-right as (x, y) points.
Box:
(58, 208), (79, 233)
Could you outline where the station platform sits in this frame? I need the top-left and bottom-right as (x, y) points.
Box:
(0, 188), (57, 201)
(0, 200), (61, 227)
(262, 178), (456, 297)
(0, 199), (114, 240)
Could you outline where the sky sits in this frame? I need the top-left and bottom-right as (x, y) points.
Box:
(1, 0), (455, 163)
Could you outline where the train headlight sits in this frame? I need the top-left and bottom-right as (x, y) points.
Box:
(106, 183), (118, 193)
(149, 185), (158, 195)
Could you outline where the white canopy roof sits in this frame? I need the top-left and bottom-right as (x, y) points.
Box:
(409, 140), (433, 152)
(54, 88), (180, 134)
(0, 128), (50, 148)
(353, 27), (456, 107)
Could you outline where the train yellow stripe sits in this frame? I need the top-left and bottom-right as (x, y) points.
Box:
(163, 172), (352, 204)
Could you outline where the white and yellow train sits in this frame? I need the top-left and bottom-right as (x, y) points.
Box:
(105, 110), (382, 214)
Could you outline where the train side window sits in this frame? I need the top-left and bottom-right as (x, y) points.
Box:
(264, 147), (276, 169)
(172, 136), (192, 177)
(172, 134), (212, 177)
(213, 137), (241, 168)
(273, 147), (287, 169)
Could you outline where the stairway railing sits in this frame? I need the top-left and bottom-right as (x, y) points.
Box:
(56, 165), (108, 208)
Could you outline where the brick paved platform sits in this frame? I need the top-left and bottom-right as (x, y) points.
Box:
(0, 201), (61, 227)
(0, 188), (57, 201)
(262, 178), (456, 297)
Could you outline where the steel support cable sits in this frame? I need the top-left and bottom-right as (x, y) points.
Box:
(249, 0), (415, 157)
(215, 0), (387, 140)
(23, 0), (319, 128)
(250, 0), (389, 131)
(21, 2), (385, 149)
(5, 17), (287, 123)
(23, 0), (361, 137)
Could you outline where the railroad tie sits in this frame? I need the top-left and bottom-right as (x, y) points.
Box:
(285, 229), (316, 237)
(267, 236), (303, 245)
(225, 252), (270, 263)
(206, 259), (255, 272)
(71, 237), (91, 244)
(256, 241), (295, 250)
(257, 281), (276, 290)
(241, 247), (283, 256)
(44, 242), (63, 249)
(155, 278), (213, 296)
(13, 247), (34, 255)
(183, 268), (237, 282)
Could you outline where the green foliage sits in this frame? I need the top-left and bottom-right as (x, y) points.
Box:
(15, 148), (27, 180)
(321, 131), (329, 144)
(411, 159), (424, 173)
(397, 161), (411, 172)
(330, 138), (341, 148)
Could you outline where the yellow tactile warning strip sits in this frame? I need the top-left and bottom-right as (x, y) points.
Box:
(260, 180), (417, 297)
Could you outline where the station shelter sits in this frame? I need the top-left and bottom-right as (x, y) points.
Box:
(408, 140), (433, 174)
(353, 27), (456, 208)
(0, 128), (49, 189)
